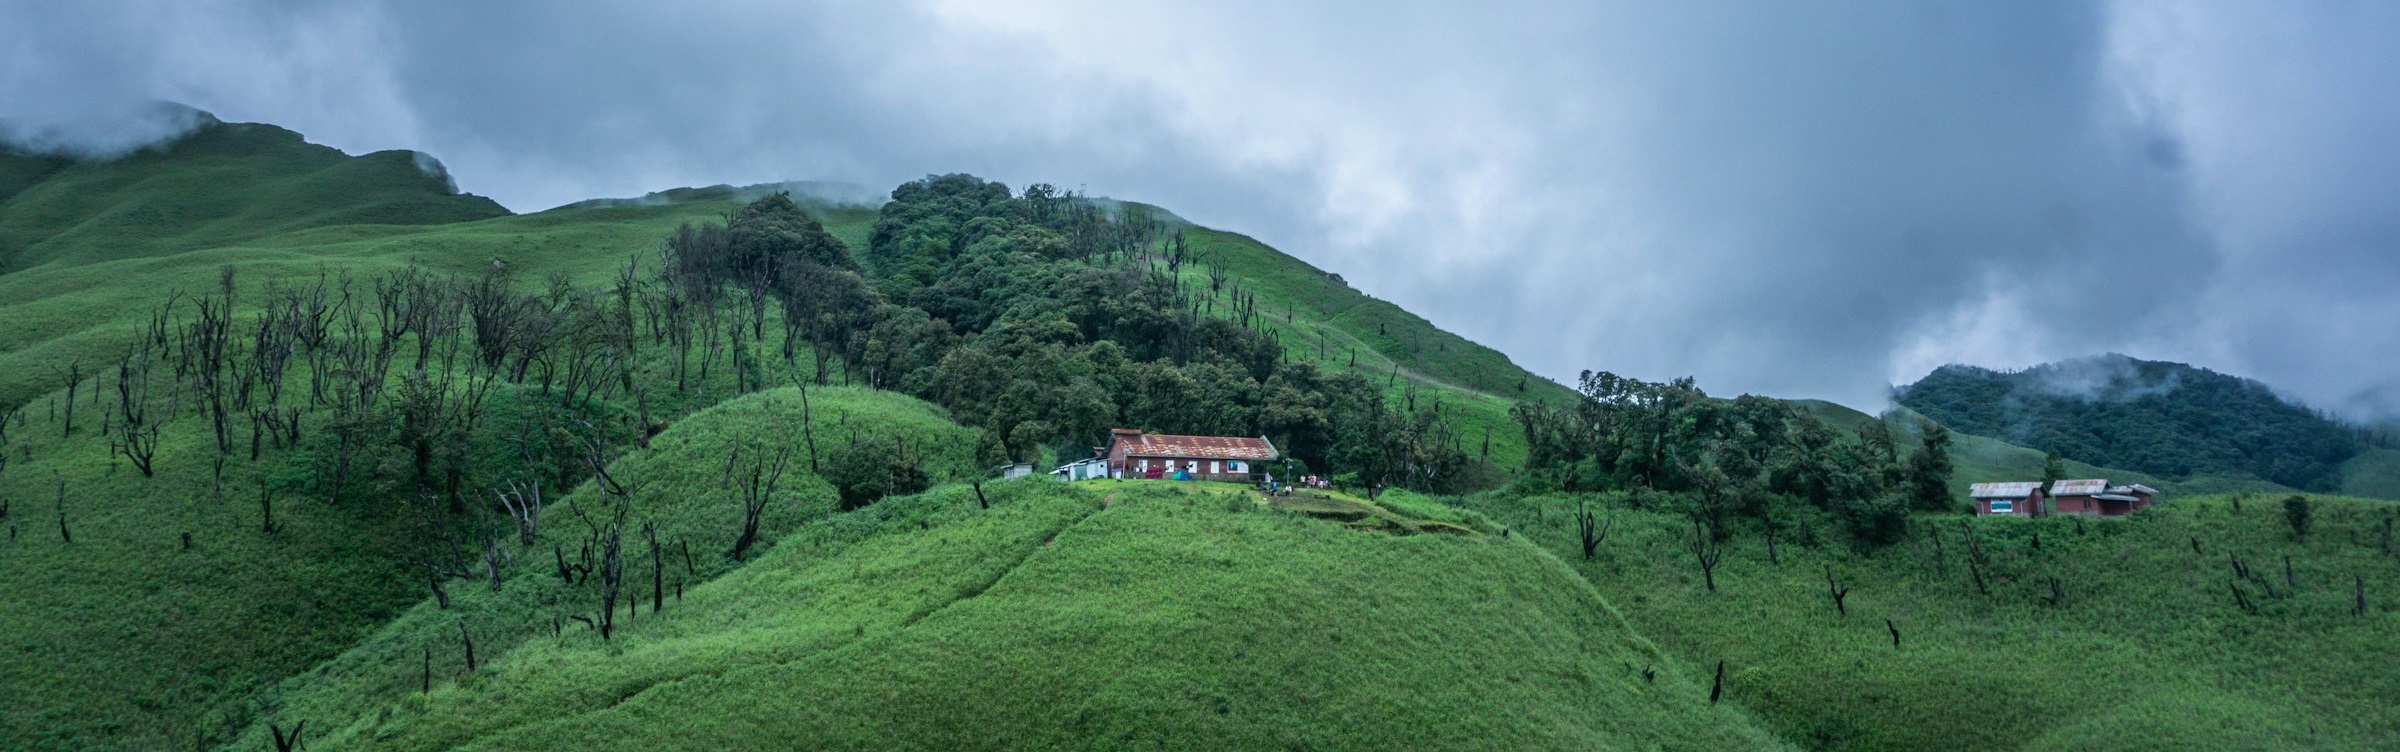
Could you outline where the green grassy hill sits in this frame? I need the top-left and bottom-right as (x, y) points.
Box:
(234, 469), (1784, 749)
(2343, 448), (2400, 499)
(0, 120), (1581, 749)
(0, 117), (507, 274)
(1460, 491), (2400, 749)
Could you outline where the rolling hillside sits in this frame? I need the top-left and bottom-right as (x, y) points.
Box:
(228, 392), (1783, 750)
(1898, 354), (2391, 496)
(0, 119), (1579, 749)
(5, 116), (2392, 751)
(1461, 490), (2400, 749)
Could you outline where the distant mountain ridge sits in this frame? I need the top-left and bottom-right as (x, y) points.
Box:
(0, 114), (508, 274)
(1896, 353), (2384, 492)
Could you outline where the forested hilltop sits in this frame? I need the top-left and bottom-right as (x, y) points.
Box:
(1897, 354), (2397, 493)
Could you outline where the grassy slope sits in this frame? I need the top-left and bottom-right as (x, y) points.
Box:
(0, 380), (426, 748)
(226, 385), (984, 750)
(1167, 221), (1573, 471)
(247, 477), (1787, 751)
(1460, 492), (2400, 750)
(2342, 449), (2400, 500)
(0, 197), (742, 409)
(0, 122), (506, 274)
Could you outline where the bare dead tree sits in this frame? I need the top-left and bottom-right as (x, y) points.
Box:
(2357, 575), (2368, 617)
(1708, 660), (1725, 705)
(53, 361), (81, 438)
(596, 508), (627, 641)
(54, 477), (70, 543)
(729, 444), (792, 561)
(2042, 576), (2065, 608)
(1688, 515), (1723, 592)
(427, 566), (452, 610)
(573, 420), (628, 499)
(646, 520), (664, 614)
(458, 621), (477, 671)
(259, 481), (282, 535)
(269, 721), (305, 752)
(495, 478), (542, 547)
(1823, 563), (1851, 617)
(1886, 618), (1901, 648)
(113, 348), (160, 477)
(479, 529), (510, 593)
(1576, 495), (1614, 561)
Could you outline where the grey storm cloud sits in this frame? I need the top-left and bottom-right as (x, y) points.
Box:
(4, 0), (2397, 419)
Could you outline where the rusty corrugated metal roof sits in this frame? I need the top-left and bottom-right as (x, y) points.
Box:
(2051, 479), (2109, 496)
(1115, 431), (1280, 461)
(1970, 482), (2043, 499)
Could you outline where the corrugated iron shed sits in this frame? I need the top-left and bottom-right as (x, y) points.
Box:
(2051, 479), (2109, 496)
(1970, 482), (2043, 499)
(1119, 433), (1280, 461)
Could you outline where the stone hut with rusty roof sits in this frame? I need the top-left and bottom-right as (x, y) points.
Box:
(1103, 428), (1279, 482)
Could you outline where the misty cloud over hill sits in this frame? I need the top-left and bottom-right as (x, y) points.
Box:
(6, 1), (2399, 420)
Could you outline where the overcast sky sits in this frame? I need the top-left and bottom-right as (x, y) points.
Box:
(5, 1), (2397, 417)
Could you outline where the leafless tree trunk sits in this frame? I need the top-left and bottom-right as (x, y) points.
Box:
(730, 444), (792, 561)
(54, 361), (81, 438)
(1823, 563), (1850, 617)
(270, 721), (305, 752)
(54, 477), (70, 543)
(1576, 496), (1613, 561)
(597, 509), (626, 641)
(646, 520), (664, 614)
(458, 621), (477, 671)
(1688, 516), (1722, 592)
(496, 478), (542, 546)
(1708, 660), (1725, 705)
(259, 482), (282, 535)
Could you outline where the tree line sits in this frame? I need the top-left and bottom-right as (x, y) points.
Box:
(1516, 369), (1952, 550)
